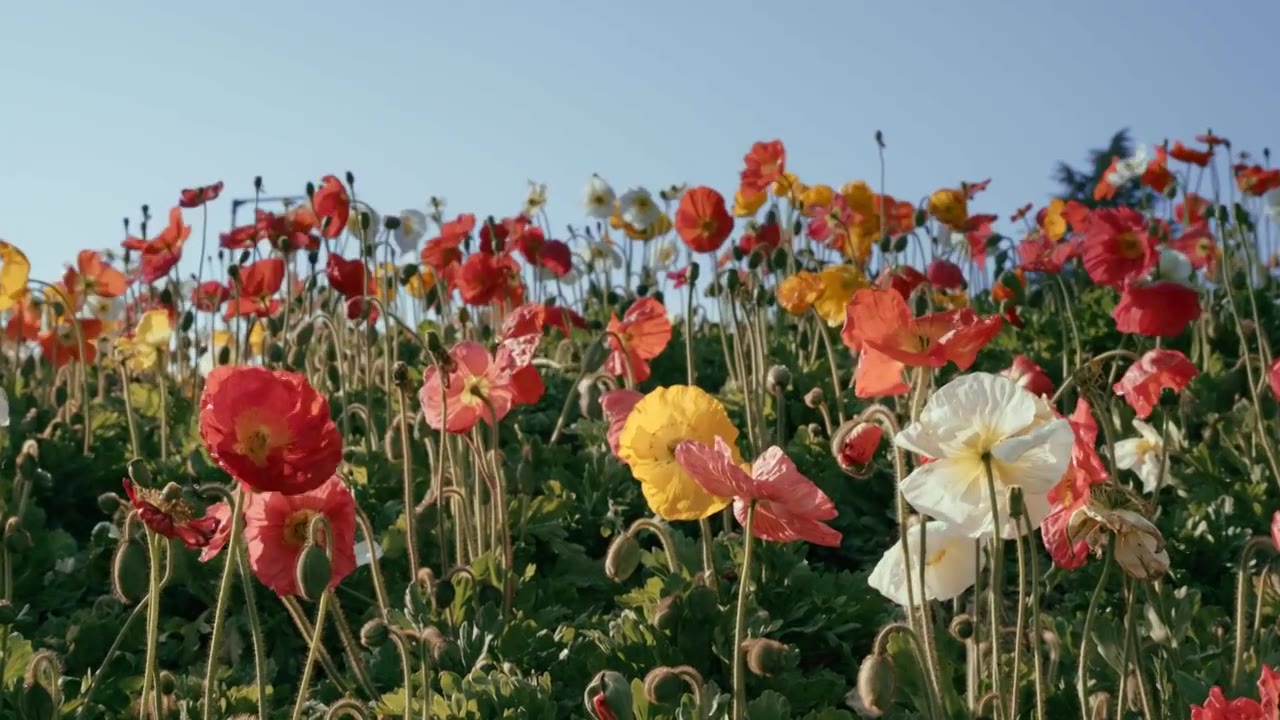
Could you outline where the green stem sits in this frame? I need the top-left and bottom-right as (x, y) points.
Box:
(981, 457), (1007, 720)
(236, 548), (269, 720)
(74, 595), (150, 718)
(202, 489), (247, 720)
(291, 591), (331, 720)
(1020, 512), (1047, 720)
(731, 502), (758, 720)
(1010, 515), (1028, 720)
(1077, 545), (1114, 720)
(140, 533), (164, 720)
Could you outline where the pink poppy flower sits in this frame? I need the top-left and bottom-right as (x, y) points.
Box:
(1112, 349), (1199, 419)
(496, 303), (547, 407)
(1000, 355), (1055, 398)
(599, 389), (643, 458)
(674, 437), (842, 547)
(1268, 357), (1280, 401)
(199, 501), (234, 563)
(1271, 511), (1280, 553)
(244, 475), (357, 597)
(419, 341), (514, 433)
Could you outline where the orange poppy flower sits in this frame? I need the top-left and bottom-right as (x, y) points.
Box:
(733, 187), (768, 217)
(122, 207), (190, 284)
(605, 297), (673, 385)
(64, 250), (128, 302)
(225, 257), (285, 319)
(1140, 146), (1175, 194)
(179, 181), (224, 209)
(776, 272), (823, 315)
(843, 287), (1002, 372)
(1169, 141), (1212, 167)
(313, 175), (351, 239)
(928, 188), (968, 228)
(740, 140), (785, 193)
(1235, 164), (1280, 196)
(38, 318), (104, 368)
(5, 293), (40, 342)
(675, 186), (734, 253)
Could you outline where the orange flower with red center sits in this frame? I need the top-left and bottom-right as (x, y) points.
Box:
(199, 366), (342, 494)
(605, 297), (673, 385)
(244, 475), (356, 597)
(313, 175), (351, 239)
(675, 186), (734, 253)
(740, 140), (786, 194)
(38, 317), (103, 368)
(122, 207), (190, 284)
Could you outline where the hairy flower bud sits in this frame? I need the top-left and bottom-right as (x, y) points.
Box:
(684, 584), (719, 620)
(651, 594), (682, 632)
(832, 420), (883, 476)
(126, 458), (152, 487)
(4, 517), (30, 555)
(21, 649), (62, 720)
(0, 600), (17, 626)
(360, 619), (389, 649)
(855, 654), (896, 717)
(743, 638), (792, 677)
(643, 666), (686, 706)
(604, 533), (642, 583)
(1089, 691), (1111, 720)
(949, 614), (975, 641)
(159, 670), (177, 696)
(112, 539), (148, 605)
(765, 365), (792, 395)
(295, 541), (332, 602)
(803, 387), (825, 408)
(584, 670), (633, 720)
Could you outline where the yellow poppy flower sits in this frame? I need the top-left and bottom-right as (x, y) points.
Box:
(248, 322), (266, 357)
(617, 385), (737, 521)
(933, 290), (970, 310)
(777, 272), (823, 315)
(840, 181), (876, 214)
(135, 310), (172, 346)
(771, 172), (805, 203)
(928, 188), (968, 228)
(1043, 199), (1067, 241)
(405, 266), (437, 299)
(0, 242), (31, 313)
(733, 188), (767, 217)
(800, 184), (834, 209)
(813, 264), (868, 327)
(624, 213), (671, 241)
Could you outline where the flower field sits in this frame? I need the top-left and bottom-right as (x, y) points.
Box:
(2, 134), (1280, 719)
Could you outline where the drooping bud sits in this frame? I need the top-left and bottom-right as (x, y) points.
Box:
(360, 619), (389, 649)
(159, 670), (177, 695)
(604, 533), (642, 583)
(855, 654), (896, 717)
(21, 649), (62, 720)
(803, 387), (825, 408)
(765, 365), (792, 395)
(4, 517), (31, 555)
(832, 420), (883, 476)
(742, 638), (792, 677)
(126, 458), (152, 486)
(949, 614), (975, 641)
(584, 670), (633, 720)
(295, 542), (332, 602)
(683, 584), (719, 620)
(112, 539), (149, 605)
(0, 600), (17, 626)
(642, 666), (686, 706)
(650, 594), (682, 632)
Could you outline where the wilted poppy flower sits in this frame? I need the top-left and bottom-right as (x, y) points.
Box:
(605, 297), (672, 385)
(313, 175), (351, 239)
(179, 181), (224, 208)
(600, 388), (644, 458)
(0, 241), (31, 313)
(1113, 279), (1200, 338)
(740, 140), (785, 194)
(869, 519), (981, 606)
(197, 501), (234, 563)
(494, 304), (547, 407)
(926, 259), (966, 291)
(419, 341), (515, 433)
(192, 281), (230, 313)
(244, 475), (356, 597)
(225, 257), (285, 319)
(1041, 399), (1107, 570)
(64, 250), (128, 303)
(675, 186), (734, 253)
(666, 266), (690, 289)
(39, 318), (103, 367)
(123, 479), (221, 550)
(1000, 355), (1055, 397)
(199, 366), (343, 495)
(122, 207), (190, 284)
(1112, 349), (1199, 419)
(1082, 208), (1155, 288)
(675, 437), (841, 546)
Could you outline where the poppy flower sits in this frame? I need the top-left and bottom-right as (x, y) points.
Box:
(1235, 164), (1280, 196)
(244, 475), (356, 597)
(220, 223), (260, 250)
(1016, 232), (1077, 274)
(1170, 141), (1212, 167)
(1082, 208), (1156, 288)
(843, 287), (1001, 371)
(542, 305), (585, 337)
(123, 207), (190, 284)
(1170, 223), (1218, 273)
(312, 175), (351, 239)
(869, 518), (981, 605)
(926, 259), (966, 291)
(326, 255), (372, 299)
(495, 304), (547, 407)
(583, 175), (617, 219)
(256, 209), (318, 253)
(1269, 357), (1280, 401)
(225, 257), (285, 319)
(812, 264), (868, 327)
(538, 239), (573, 278)
(1176, 194), (1211, 226)
(123, 478), (222, 550)
(740, 140), (786, 194)
(6, 294), (39, 342)
(675, 186), (734, 253)
(1000, 355), (1055, 398)
(419, 341), (515, 433)
(928, 188), (968, 228)
(1113, 280), (1201, 338)
(1041, 399), (1107, 570)
(199, 366), (343, 495)
(179, 181), (224, 209)
(198, 501), (234, 563)
(875, 265), (926, 301)
(192, 281), (230, 313)
(777, 271), (822, 315)
(1112, 349), (1198, 419)
(39, 318), (103, 367)
(1197, 132), (1229, 147)
(457, 252), (524, 307)
(605, 297), (672, 385)
(600, 388), (644, 459)
(675, 437), (841, 547)
(1190, 688), (1264, 720)
(1140, 145), (1175, 194)
(834, 421), (882, 471)
(733, 187), (768, 217)
(0, 242), (31, 314)
(64, 250), (128, 302)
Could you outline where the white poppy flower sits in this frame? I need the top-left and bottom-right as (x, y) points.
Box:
(895, 372), (1075, 538)
(524, 181), (548, 217)
(85, 295), (126, 325)
(583, 175), (616, 220)
(348, 201), (380, 243)
(619, 187), (661, 230)
(580, 241), (624, 272)
(394, 209), (428, 255)
(868, 519), (982, 606)
(1155, 248), (1194, 285)
(0, 388), (9, 428)
(1115, 419), (1179, 493)
(1107, 145), (1149, 187)
(651, 240), (679, 270)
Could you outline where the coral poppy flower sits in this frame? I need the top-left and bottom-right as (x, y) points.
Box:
(926, 259), (965, 291)
(244, 475), (356, 597)
(777, 272), (822, 315)
(6, 294), (39, 342)
(326, 255), (372, 299)
(1113, 280), (1200, 338)
(1112, 349), (1199, 419)
(225, 257), (285, 319)
(740, 140), (786, 194)
(1176, 194), (1211, 226)
(457, 252), (523, 307)
(1235, 165), (1280, 196)
(64, 250), (128, 303)
(834, 421), (882, 471)
(123, 479), (222, 550)
(1082, 208), (1156, 288)
(123, 207), (190, 284)
(39, 318), (103, 367)
(1001, 355), (1055, 398)
(1016, 232), (1077, 274)
(179, 181), (224, 209)
(875, 265), (926, 301)
(312, 175), (351, 239)
(418, 341), (515, 433)
(495, 304), (546, 407)
(843, 287), (1001, 371)
(600, 388), (644, 459)
(192, 281), (230, 313)
(542, 305), (586, 337)
(198, 501), (233, 563)
(604, 298), (672, 385)
(1042, 399), (1107, 570)
(199, 366), (343, 495)
(220, 223), (260, 250)
(675, 186), (734, 253)
(1170, 141), (1212, 167)
(675, 437), (841, 546)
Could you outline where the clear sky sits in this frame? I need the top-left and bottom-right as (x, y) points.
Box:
(2, 0), (1277, 280)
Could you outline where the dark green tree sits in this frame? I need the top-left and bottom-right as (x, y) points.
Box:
(1052, 128), (1148, 208)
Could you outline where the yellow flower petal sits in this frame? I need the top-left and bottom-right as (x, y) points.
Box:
(135, 310), (172, 347)
(0, 242), (30, 313)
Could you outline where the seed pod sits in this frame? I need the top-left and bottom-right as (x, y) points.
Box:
(295, 542), (332, 602)
(584, 670), (633, 720)
(360, 619), (389, 649)
(112, 539), (149, 605)
(604, 533), (642, 583)
(642, 666), (685, 706)
(743, 638), (791, 677)
(855, 654), (896, 717)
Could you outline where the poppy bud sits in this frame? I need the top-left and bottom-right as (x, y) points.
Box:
(295, 541), (332, 602)
(604, 533), (642, 583)
(267, 342), (286, 364)
(112, 540), (149, 605)
(287, 347), (307, 371)
(832, 420), (883, 476)
(0, 600), (17, 626)
(180, 310), (195, 333)
(433, 577), (455, 609)
(803, 387), (825, 409)
(217, 345), (232, 366)
(17, 442), (39, 481)
(765, 365), (791, 394)
(159, 670), (177, 695)
(1089, 691), (1111, 720)
(651, 594), (682, 632)
(684, 584), (719, 620)
(404, 573), (432, 619)
(949, 613), (975, 641)
(360, 619), (389, 649)
(384, 215), (401, 230)
(325, 364), (341, 389)
(855, 654), (896, 717)
(584, 670), (633, 720)
(1007, 486), (1025, 519)
(891, 235), (909, 254)
(345, 171), (355, 187)
(643, 666), (686, 706)
(53, 386), (67, 407)
(4, 517), (30, 555)
(126, 459), (152, 487)
(743, 638), (792, 677)
(21, 652), (60, 720)
(686, 263), (700, 284)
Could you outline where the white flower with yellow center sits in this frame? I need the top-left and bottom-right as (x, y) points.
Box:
(583, 175), (616, 220)
(394, 209), (428, 255)
(868, 519), (981, 606)
(896, 372), (1074, 539)
(1115, 419), (1180, 494)
(524, 181), (548, 217)
(619, 187), (661, 230)
(651, 240), (678, 270)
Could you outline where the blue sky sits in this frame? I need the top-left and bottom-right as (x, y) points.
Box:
(2, 0), (1276, 280)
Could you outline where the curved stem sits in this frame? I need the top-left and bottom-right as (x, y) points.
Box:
(290, 591), (331, 720)
(139, 533), (164, 720)
(626, 518), (682, 573)
(731, 502), (758, 720)
(1077, 545), (1114, 720)
(1231, 536), (1276, 686)
(202, 488), (246, 720)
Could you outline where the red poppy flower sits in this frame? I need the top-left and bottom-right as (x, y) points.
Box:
(480, 215), (528, 255)
(740, 140), (785, 193)
(38, 318), (103, 368)
(1175, 193), (1211, 226)
(1002, 303), (1023, 328)
(1170, 141), (1213, 167)
(1141, 146), (1175, 194)
(605, 297), (673, 385)
(544, 305), (587, 336)
(1113, 280), (1201, 338)
(123, 478), (222, 550)
(225, 257), (285, 319)
(1112, 349), (1199, 419)
(539, 239), (573, 278)
(6, 295), (40, 342)
(738, 219), (782, 257)
(1016, 232), (1078, 274)
(495, 304), (547, 407)
(1042, 399), (1107, 570)
(1170, 223), (1218, 273)
(1269, 358), (1280, 401)
(1190, 687), (1264, 720)
(875, 265), (927, 301)
(220, 222), (260, 250)
(192, 281), (230, 313)
(64, 250), (128, 301)
(326, 255), (371, 299)
(835, 422), (882, 471)
(313, 175), (350, 239)
(256, 210), (317, 253)
(179, 181), (224, 209)
(926, 259), (966, 290)
(423, 213), (475, 271)
(675, 186), (734, 253)
(419, 341), (516, 433)
(1235, 164), (1280, 196)
(1000, 355), (1055, 398)
(457, 252), (524, 307)
(123, 207), (190, 284)
(199, 366), (343, 494)
(1196, 132), (1229, 147)
(244, 475), (356, 597)
(1082, 208), (1156, 288)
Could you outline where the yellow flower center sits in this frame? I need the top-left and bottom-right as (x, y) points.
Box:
(284, 509), (320, 546)
(1117, 232), (1144, 259)
(926, 547), (949, 567)
(461, 376), (490, 407)
(233, 410), (288, 468)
